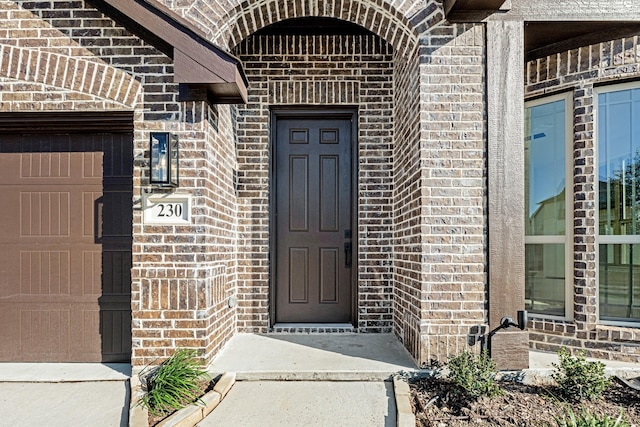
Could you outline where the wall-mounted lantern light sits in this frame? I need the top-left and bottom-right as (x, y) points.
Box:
(150, 132), (179, 187)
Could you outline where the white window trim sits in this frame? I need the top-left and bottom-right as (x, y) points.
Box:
(595, 81), (640, 327)
(524, 91), (574, 322)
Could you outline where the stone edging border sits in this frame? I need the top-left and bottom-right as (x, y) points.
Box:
(393, 376), (416, 427)
(129, 372), (236, 427)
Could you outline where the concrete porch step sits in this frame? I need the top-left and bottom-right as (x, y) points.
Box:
(207, 333), (419, 381)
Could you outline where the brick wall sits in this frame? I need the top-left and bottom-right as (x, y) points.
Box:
(392, 42), (422, 357)
(0, 3), (140, 109)
(393, 16), (488, 367)
(228, 2), (490, 366)
(0, 0), (523, 368)
(132, 102), (239, 365)
(0, 1), (240, 366)
(526, 34), (640, 362)
(415, 22), (488, 365)
(158, 0), (420, 55)
(164, 0), (491, 366)
(233, 33), (395, 332)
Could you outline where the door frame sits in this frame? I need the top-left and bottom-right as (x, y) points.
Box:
(269, 107), (358, 326)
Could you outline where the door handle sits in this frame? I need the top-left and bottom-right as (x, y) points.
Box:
(344, 241), (352, 268)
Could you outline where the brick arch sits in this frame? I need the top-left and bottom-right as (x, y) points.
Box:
(223, 0), (417, 53)
(0, 44), (140, 108)
(205, 0), (434, 56)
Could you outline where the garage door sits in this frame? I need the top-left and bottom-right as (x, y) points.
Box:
(0, 128), (133, 362)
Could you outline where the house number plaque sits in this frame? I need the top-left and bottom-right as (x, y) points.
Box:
(143, 193), (191, 225)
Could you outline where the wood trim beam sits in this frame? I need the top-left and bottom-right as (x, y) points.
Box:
(0, 111), (134, 134)
(94, 0), (248, 104)
(488, 0), (640, 22)
(487, 20), (529, 370)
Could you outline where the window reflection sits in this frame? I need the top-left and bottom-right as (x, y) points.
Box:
(525, 100), (566, 237)
(525, 97), (568, 317)
(526, 244), (565, 316)
(598, 89), (640, 236)
(598, 86), (640, 322)
(600, 244), (640, 321)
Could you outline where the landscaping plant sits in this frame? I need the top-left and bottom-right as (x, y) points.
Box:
(554, 407), (629, 427)
(137, 348), (210, 417)
(551, 347), (611, 402)
(447, 350), (503, 399)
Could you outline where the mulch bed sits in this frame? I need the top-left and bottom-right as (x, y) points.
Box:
(411, 377), (640, 426)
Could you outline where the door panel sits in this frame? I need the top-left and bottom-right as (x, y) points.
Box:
(320, 156), (339, 231)
(275, 116), (353, 323)
(289, 156), (309, 231)
(320, 248), (339, 303)
(0, 133), (132, 362)
(289, 248), (309, 303)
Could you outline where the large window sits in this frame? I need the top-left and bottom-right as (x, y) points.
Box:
(597, 83), (640, 323)
(525, 93), (572, 318)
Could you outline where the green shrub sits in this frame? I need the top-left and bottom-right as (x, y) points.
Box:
(551, 347), (611, 402)
(555, 407), (629, 427)
(137, 348), (210, 417)
(447, 350), (503, 399)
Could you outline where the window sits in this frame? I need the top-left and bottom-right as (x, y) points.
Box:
(597, 83), (640, 323)
(524, 93), (572, 318)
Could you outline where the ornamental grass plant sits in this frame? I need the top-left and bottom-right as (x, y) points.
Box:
(137, 348), (211, 417)
(555, 407), (629, 427)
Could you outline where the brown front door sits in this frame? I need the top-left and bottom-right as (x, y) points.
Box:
(274, 113), (354, 323)
(0, 133), (133, 362)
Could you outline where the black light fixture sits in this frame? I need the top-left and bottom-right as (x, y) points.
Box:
(150, 132), (179, 187)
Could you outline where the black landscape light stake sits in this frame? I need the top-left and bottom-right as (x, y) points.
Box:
(150, 132), (179, 187)
(483, 310), (528, 355)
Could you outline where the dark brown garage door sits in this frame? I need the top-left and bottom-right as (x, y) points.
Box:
(0, 128), (132, 362)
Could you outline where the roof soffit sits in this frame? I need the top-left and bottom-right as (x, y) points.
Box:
(444, 0), (510, 17)
(94, 0), (248, 104)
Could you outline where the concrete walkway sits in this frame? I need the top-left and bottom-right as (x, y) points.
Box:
(3, 335), (640, 427)
(201, 333), (415, 427)
(198, 381), (397, 427)
(0, 363), (130, 427)
(200, 334), (640, 427)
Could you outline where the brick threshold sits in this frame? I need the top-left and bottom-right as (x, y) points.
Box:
(271, 323), (356, 333)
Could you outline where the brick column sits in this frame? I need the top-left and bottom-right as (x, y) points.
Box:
(487, 20), (529, 370)
(415, 23), (487, 365)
